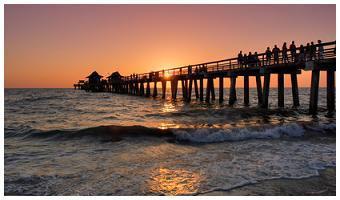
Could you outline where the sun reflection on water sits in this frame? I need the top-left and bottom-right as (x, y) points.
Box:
(147, 167), (201, 195)
(158, 122), (179, 129)
(161, 102), (177, 113)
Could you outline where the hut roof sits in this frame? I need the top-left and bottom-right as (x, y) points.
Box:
(107, 71), (122, 78)
(86, 71), (103, 78)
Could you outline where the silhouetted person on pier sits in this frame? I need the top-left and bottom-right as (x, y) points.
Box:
(282, 42), (288, 63)
(188, 65), (192, 75)
(290, 41), (297, 62)
(317, 40), (324, 59)
(203, 64), (208, 73)
(311, 41), (316, 60)
(272, 45), (280, 64)
(265, 47), (272, 65)
(254, 52), (260, 67)
(199, 65), (207, 74)
(243, 53), (248, 68)
(149, 72), (154, 80)
(195, 66), (199, 74)
(238, 51), (243, 67)
(247, 52), (252, 67)
(248, 52), (256, 67)
(306, 43), (311, 61)
(297, 44), (305, 63)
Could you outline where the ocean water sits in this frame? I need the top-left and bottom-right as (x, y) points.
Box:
(4, 88), (336, 195)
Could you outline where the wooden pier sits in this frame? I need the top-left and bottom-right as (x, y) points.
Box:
(74, 41), (336, 115)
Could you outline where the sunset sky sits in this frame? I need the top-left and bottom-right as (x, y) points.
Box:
(5, 4), (336, 88)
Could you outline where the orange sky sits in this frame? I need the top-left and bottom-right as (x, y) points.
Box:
(4, 4), (336, 88)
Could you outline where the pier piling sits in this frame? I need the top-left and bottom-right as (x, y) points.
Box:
(194, 79), (199, 99)
(256, 75), (263, 105)
(206, 78), (211, 103)
(229, 77), (237, 105)
(162, 80), (166, 99)
(153, 81), (157, 97)
(211, 78), (216, 101)
(327, 69), (335, 115)
(188, 79), (193, 102)
(244, 75), (249, 106)
(290, 73), (300, 107)
(219, 76), (224, 103)
(146, 82), (151, 97)
(309, 70), (320, 114)
(262, 73), (271, 108)
(199, 78), (204, 101)
(140, 82), (145, 96)
(278, 73), (284, 108)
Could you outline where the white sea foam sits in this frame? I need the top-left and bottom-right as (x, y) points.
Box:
(174, 123), (307, 143)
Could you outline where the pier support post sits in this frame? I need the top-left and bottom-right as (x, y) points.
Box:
(181, 79), (187, 99)
(140, 82), (145, 96)
(130, 83), (133, 94)
(130, 83), (134, 94)
(162, 80), (166, 99)
(262, 73), (271, 108)
(211, 78), (215, 101)
(129, 83), (132, 94)
(199, 78), (204, 101)
(278, 73), (284, 108)
(309, 70), (320, 114)
(153, 81), (157, 97)
(112, 84), (115, 93)
(327, 69), (335, 115)
(219, 76), (224, 103)
(194, 79), (199, 99)
(188, 79), (193, 102)
(229, 77), (237, 105)
(171, 79), (178, 100)
(146, 82), (151, 97)
(206, 77), (211, 103)
(256, 75), (263, 105)
(290, 73), (300, 107)
(135, 82), (139, 95)
(244, 75), (249, 106)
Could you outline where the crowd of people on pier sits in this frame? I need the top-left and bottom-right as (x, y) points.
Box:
(237, 40), (325, 68)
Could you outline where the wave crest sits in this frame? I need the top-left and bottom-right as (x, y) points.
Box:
(173, 123), (307, 143)
(5, 122), (335, 143)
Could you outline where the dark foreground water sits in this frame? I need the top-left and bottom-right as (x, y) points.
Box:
(4, 88), (336, 195)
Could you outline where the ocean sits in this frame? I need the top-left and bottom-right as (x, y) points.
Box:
(4, 88), (336, 195)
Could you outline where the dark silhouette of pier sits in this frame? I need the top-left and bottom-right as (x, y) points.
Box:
(74, 41), (336, 115)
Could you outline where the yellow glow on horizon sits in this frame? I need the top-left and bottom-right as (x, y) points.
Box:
(164, 72), (172, 79)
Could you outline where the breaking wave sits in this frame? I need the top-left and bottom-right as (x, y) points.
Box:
(5, 122), (335, 143)
(173, 123), (305, 143)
